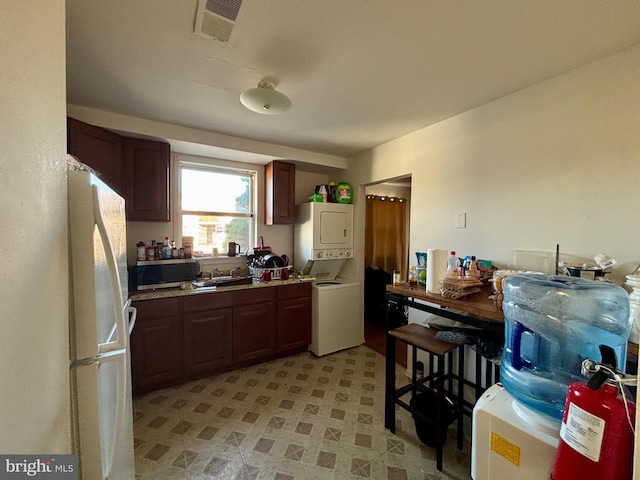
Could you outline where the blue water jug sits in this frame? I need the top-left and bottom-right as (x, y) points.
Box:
(500, 274), (630, 420)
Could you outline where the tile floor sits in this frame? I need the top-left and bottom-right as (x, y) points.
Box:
(363, 322), (407, 369)
(133, 345), (473, 479)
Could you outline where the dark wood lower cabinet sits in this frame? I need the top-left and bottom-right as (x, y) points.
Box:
(131, 283), (311, 394)
(233, 302), (277, 362)
(184, 308), (233, 376)
(130, 297), (184, 394)
(277, 283), (312, 354)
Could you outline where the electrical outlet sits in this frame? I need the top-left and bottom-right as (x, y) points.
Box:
(456, 213), (466, 229)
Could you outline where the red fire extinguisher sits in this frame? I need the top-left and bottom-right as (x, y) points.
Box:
(552, 346), (636, 480)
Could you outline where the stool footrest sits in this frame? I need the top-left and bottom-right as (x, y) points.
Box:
(386, 323), (465, 472)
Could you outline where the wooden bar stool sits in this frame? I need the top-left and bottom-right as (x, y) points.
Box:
(385, 323), (464, 471)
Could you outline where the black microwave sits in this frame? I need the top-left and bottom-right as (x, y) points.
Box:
(130, 259), (198, 290)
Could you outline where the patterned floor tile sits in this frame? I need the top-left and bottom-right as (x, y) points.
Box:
(133, 345), (473, 480)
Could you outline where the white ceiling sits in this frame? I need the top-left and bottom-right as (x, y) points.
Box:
(66, 0), (640, 160)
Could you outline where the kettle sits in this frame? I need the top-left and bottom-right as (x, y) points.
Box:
(227, 242), (240, 257)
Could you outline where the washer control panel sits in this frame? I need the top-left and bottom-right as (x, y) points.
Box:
(312, 249), (353, 260)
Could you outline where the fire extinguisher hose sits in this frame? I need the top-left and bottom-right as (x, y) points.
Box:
(583, 360), (636, 436)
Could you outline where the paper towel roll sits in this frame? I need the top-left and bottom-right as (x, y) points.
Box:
(426, 248), (448, 294)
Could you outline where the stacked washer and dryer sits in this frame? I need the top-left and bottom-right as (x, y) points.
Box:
(294, 202), (363, 356)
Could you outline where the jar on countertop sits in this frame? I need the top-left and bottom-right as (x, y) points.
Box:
(408, 266), (418, 286)
(136, 242), (146, 261)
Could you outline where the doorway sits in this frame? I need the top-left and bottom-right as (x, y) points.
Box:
(363, 177), (411, 367)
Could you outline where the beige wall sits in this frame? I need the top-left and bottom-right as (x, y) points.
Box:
(296, 170), (330, 205)
(346, 44), (640, 471)
(0, 1), (71, 452)
(348, 45), (640, 287)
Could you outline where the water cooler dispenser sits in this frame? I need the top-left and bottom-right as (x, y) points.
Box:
(471, 274), (631, 480)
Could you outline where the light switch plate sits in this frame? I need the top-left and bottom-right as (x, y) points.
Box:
(456, 213), (466, 229)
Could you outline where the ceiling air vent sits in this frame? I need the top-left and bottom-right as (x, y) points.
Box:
(194, 0), (243, 44)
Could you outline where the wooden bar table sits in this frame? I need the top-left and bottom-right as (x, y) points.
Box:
(384, 282), (505, 470)
(386, 282), (504, 333)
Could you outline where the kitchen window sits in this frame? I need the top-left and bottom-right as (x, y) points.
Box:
(179, 162), (255, 257)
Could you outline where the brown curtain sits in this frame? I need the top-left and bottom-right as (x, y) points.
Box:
(365, 195), (407, 278)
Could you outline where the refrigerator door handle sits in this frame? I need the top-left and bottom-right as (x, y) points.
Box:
(93, 185), (127, 354)
(127, 304), (137, 336)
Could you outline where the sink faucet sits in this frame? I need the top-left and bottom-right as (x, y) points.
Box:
(212, 267), (223, 277)
(231, 267), (241, 278)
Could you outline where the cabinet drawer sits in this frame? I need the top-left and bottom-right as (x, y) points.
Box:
(229, 287), (276, 306)
(278, 282), (311, 300)
(133, 297), (181, 318)
(184, 290), (235, 313)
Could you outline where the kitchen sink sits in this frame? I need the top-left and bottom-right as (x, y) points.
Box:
(193, 276), (254, 289)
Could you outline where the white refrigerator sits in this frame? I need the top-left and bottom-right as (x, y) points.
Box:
(68, 170), (136, 479)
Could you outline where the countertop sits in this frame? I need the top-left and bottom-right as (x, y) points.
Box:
(130, 278), (315, 301)
(386, 282), (504, 323)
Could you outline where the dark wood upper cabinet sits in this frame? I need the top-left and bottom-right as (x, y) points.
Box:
(67, 118), (124, 195)
(123, 137), (170, 222)
(67, 117), (171, 222)
(265, 160), (295, 225)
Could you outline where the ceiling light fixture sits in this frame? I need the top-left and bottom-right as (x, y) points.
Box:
(240, 81), (291, 115)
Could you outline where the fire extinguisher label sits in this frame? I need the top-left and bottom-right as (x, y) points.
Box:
(559, 401), (605, 462)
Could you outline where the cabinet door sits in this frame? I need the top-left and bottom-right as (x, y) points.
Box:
(123, 137), (170, 222)
(184, 308), (233, 375)
(265, 160), (295, 225)
(277, 296), (311, 353)
(233, 302), (277, 362)
(130, 298), (183, 394)
(67, 117), (123, 195)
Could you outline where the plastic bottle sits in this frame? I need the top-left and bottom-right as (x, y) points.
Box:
(181, 236), (193, 259)
(145, 244), (155, 261)
(467, 256), (480, 279)
(500, 274), (630, 419)
(163, 237), (172, 259)
(328, 181), (336, 202)
(408, 266), (418, 286)
(318, 184), (328, 202)
(446, 251), (459, 276)
(155, 241), (163, 260)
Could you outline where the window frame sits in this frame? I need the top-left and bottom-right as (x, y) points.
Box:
(174, 155), (258, 258)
